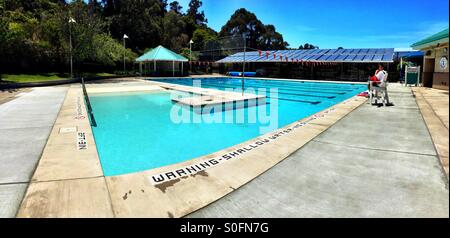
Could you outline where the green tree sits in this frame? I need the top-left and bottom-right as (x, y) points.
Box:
(91, 33), (137, 65)
(162, 11), (188, 52)
(219, 8), (264, 50)
(69, 0), (107, 63)
(259, 24), (289, 50)
(191, 26), (217, 51)
(169, 1), (182, 14)
(0, 0), (66, 72)
(299, 43), (319, 49)
(219, 8), (287, 50)
(105, 0), (164, 53)
(187, 0), (206, 25)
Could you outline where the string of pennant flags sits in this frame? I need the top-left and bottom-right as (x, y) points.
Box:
(189, 61), (216, 66)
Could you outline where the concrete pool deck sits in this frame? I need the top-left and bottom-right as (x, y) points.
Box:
(1, 78), (448, 218)
(0, 86), (68, 218)
(188, 84), (449, 218)
(412, 87), (449, 177)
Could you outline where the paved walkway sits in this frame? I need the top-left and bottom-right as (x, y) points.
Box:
(0, 86), (68, 217)
(188, 84), (449, 218)
(413, 87), (449, 177)
(0, 88), (31, 105)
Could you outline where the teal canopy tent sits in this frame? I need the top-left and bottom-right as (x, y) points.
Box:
(136, 45), (188, 76)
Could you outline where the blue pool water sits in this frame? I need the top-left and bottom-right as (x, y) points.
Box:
(90, 78), (366, 176)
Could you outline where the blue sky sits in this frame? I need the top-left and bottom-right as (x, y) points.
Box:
(176, 0), (449, 50)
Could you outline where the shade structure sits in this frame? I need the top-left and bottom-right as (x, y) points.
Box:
(136, 45), (188, 62)
(217, 48), (394, 63)
(136, 45), (188, 76)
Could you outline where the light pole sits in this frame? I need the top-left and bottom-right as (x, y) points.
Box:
(189, 40), (194, 61)
(69, 17), (76, 79)
(123, 34), (129, 72)
(189, 40), (194, 73)
(242, 33), (247, 95)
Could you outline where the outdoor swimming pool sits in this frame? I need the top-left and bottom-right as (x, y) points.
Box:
(90, 78), (366, 176)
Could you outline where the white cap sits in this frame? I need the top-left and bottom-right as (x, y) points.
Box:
(69, 18), (76, 23)
(123, 34), (129, 39)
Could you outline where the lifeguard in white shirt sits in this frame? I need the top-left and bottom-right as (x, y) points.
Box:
(369, 64), (386, 88)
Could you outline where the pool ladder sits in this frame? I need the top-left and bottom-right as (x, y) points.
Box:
(81, 77), (97, 127)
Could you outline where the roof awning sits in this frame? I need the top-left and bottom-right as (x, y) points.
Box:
(395, 51), (424, 59)
(136, 45), (188, 62)
(216, 48), (394, 63)
(411, 28), (449, 49)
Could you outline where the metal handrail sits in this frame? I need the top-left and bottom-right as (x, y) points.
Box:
(81, 77), (97, 127)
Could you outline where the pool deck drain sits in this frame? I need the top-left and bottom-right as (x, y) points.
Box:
(16, 79), (367, 217)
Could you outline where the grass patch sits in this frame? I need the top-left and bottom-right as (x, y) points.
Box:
(1, 73), (67, 83)
(92, 72), (116, 77)
(1, 73), (117, 83)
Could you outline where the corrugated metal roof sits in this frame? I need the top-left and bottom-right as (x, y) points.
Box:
(217, 48), (394, 63)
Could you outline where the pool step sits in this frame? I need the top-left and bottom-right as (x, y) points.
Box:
(172, 94), (266, 114)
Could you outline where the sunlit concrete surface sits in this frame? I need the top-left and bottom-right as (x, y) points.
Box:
(0, 88), (31, 105)
(188, 84), (449, 218)
(0, 87), (68, 217)
(413, 87), (449, 177)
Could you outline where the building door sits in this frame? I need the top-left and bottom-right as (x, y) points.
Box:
(422, 58), (435, 87)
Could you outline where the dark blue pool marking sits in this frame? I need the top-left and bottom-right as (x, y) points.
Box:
(197, 80), (355, 92)
(277, 92), (335, 99)
(267, 96), (321, 105)
(167, 85), (322, 105)
(195, 86), (328, 104)
(202, 84), (336, 99)
(150, 78), (364, 105)
(185, 82), (336, 99)
(193, 80), (348, 94)
(228, 78), (361, 89)
(153, 79), (356, 94)
(197, 82), (345, 96)
(201, 78), (361, 91)
(152, 78), (360, 90)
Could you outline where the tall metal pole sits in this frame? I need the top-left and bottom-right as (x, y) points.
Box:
(123, 34), (128, 72)
(242, 34), (246, 95)
(123, 37), (126, 72)
(69, 18), (76, 79)
(69, 21), (73, 79)
(189, 40), (194, 73)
